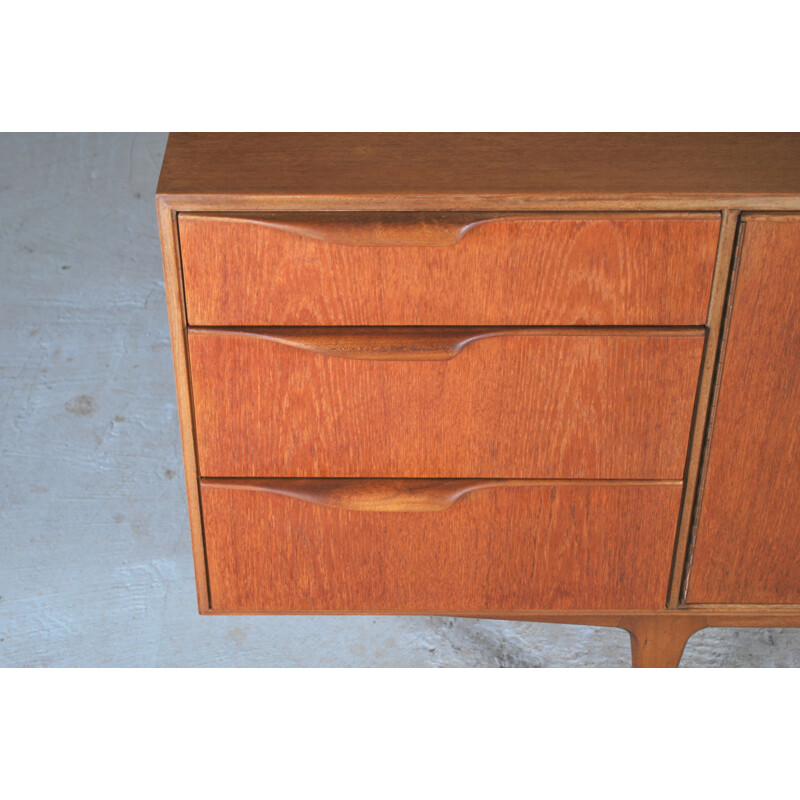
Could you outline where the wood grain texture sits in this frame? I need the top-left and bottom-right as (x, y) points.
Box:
(188, 329), (705, 479)
(179, 214), (719, 326)
(201, 481), (684, 612)
(666, 210), (740, 606)
(185, 212), (491, 246)
(625, 615), (705, 667)
(157, 133), (800, 211)
(686, 215), (800, 604)
(155, 134), (800, 665)
(203, 477), (681, 512)
(197, 325), (702, 361)
(156, 198), (210, 611)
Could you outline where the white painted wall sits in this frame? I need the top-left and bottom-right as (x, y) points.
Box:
(0, 133), (796, 666)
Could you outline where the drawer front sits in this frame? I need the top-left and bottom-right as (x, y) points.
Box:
(179, 214), (720, 326)
(201, 480), (684, 612)
(188, 329), (704, 479)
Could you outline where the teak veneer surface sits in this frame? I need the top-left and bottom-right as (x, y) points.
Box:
(666, 210), (740, 606)
(201, 481), (684, 612)
(157, 203), (209, 609)
(179, 215), (719, 326)
(157, 134), (800, 665)
(687, 215), (800, 604)
(188, 329), (704, 479)
(157, 133), (800, 210)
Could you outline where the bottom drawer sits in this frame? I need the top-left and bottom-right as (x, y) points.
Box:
(201, 479), (683, 613)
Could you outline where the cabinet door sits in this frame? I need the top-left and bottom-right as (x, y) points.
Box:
(687, 215), (800, 604)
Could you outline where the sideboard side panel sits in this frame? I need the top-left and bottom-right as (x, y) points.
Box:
(157, 199), (211, 612)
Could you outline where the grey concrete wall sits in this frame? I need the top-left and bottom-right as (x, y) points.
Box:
(0, 133), (797, 667)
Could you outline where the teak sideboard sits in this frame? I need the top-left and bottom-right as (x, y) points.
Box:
(157, 133), (800, 667)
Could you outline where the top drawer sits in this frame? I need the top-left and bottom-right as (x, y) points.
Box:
(178, 214), (720, 326)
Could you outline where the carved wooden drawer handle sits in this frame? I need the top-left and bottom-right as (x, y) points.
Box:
(190, 326), (702, 361)
(194, 213), (513, 247)
(201, 478), (679, 512)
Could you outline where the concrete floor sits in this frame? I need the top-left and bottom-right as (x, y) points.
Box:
(1, 133), (797, 667)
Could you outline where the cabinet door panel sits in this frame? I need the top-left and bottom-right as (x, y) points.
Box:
(687, 215), (800, 604)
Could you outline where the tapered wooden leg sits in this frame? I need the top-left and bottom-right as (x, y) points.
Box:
(623, 616), (705, 668)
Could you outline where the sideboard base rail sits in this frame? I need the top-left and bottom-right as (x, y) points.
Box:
(189, 608), (800, 667)
(465, 610), (800, 667)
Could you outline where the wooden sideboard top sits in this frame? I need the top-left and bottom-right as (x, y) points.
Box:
(157, 133), (800, 211)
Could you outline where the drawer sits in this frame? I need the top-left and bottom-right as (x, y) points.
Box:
(188, 328), (704, 479)
(179, 214), (720, 326)
(201, 479), (684, 612)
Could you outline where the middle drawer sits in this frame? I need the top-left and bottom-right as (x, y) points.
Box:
(188, 328), (704, 479)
